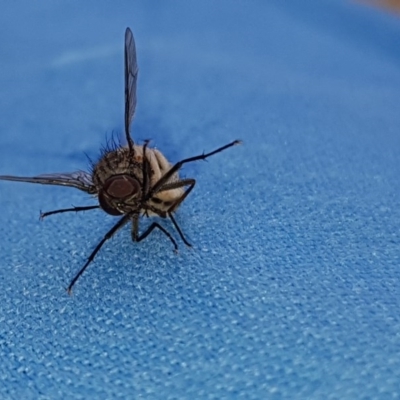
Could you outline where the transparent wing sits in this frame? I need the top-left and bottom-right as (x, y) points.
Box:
(0, 171), (96, 194)
(124, 27), (138, 147)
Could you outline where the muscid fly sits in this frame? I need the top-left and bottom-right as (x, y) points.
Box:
(0, 28), (241, 293)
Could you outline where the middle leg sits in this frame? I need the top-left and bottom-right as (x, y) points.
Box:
(131, 214), (178, 251)
(156, 179), (196, 247)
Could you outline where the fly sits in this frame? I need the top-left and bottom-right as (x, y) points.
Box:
(0, 28), (241, 293)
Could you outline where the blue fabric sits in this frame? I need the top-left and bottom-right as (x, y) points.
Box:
(1, 1), (399, 398)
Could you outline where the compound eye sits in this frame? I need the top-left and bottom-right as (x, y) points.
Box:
(104, 175), (140, 198)
(98, 175), (140, 216)
(98, 190), (122, 215)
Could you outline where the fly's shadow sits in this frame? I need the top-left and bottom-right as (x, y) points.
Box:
(0, 28), (241, 293)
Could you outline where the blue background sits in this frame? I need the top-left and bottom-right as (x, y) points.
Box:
(1, 1), (399, 398)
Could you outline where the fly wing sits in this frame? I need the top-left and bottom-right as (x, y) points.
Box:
(0, 171), (96, 194)
(124, 27), (138, 148)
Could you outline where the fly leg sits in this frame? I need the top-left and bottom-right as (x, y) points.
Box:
(146, 140), (241, 201)
(40, 205), (99, 220)
(168, 213), (191, 247)
(67, 214), (131, 294)
(156, 179), (196, 247)
(131, 214), (178, 252)
(158, 179), (196, 212)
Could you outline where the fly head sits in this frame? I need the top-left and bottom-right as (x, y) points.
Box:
(98, 174), (141, 215)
